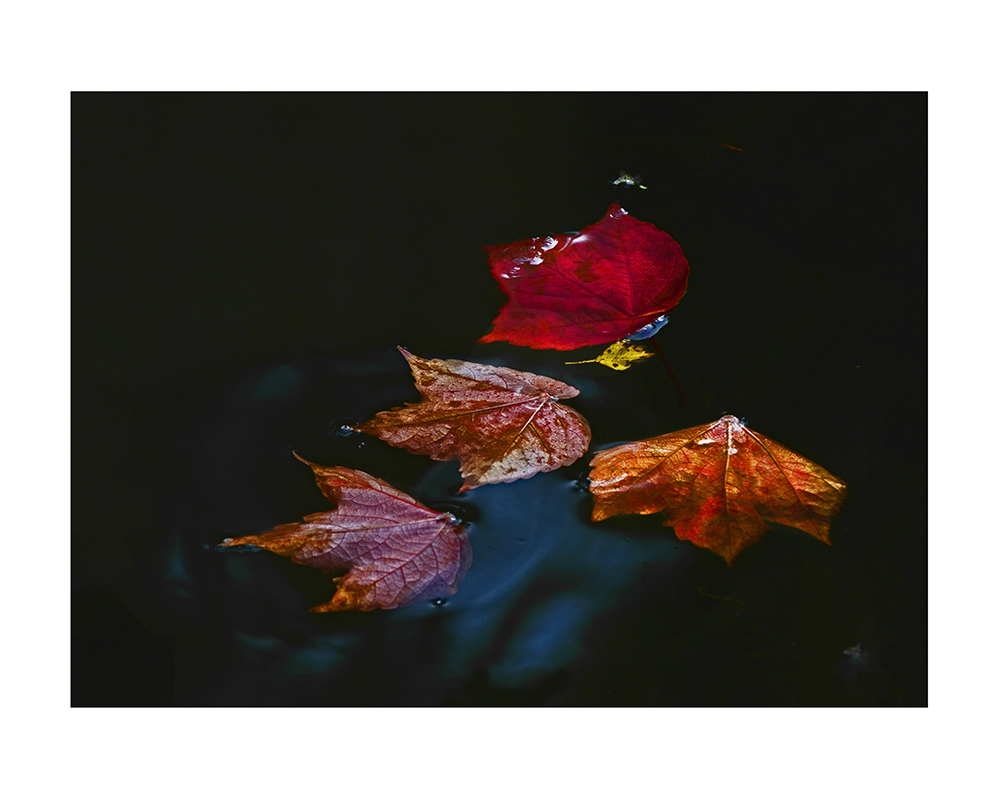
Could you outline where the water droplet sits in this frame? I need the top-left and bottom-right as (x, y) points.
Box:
(430, 598), (448, 607)
(329, 418), (361, 438)
(430, 502), (478, 524)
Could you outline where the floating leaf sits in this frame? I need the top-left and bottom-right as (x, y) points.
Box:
(589, 415), (847, 565)
(566, 339), (656, 371)
(479, 203), (689, 350)
(356, 348), (591, 491)
(220, 455), (472, 612)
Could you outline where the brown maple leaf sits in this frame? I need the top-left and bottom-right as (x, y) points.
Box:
(589, 415), (847, 565)
(355, 347), (591, 491)
(219, 455), (471, 612)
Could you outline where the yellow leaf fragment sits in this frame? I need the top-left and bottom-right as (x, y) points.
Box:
(566, 340), (655, 371)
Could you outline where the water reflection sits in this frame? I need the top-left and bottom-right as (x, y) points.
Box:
(135, 349), (693, 704)
(128, 347), (890, 706)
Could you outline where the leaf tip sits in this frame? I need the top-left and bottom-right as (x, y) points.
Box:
(476, 329), (503, 345)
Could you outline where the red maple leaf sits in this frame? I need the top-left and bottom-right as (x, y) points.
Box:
(356, 347), (591, 490)
(219, 455), (472, 612)
(478, 202), (690, 350)
(589, 415), (847, 565)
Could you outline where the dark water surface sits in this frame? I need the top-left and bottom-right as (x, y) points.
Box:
(73, 93), (926, 706)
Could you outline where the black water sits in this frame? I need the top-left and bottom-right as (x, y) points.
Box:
(73, 93), (927, 706)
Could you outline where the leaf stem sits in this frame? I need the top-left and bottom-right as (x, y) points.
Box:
(650, 337), (686, 407)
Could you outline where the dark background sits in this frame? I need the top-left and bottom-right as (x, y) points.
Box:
(73, 93), (926, 706)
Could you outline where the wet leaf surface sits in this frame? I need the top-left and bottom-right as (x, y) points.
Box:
(589, 415), (848, 565)
(356, 348), (591, 490)
(479, 203), (689, 350)
(220, 455), (471, 611)
(566, 339), (656, 370)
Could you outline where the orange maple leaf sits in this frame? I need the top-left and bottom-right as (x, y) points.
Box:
(589, 415), (847, 565)
(355, 347), (591, 491)
(219, 455), (471, 612)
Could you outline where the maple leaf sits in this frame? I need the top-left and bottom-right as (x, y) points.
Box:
(588, 415), (847, 565)
(478, 202), (689, 350)
(355, 347), (591, 491)
(219, 455), (471, 612)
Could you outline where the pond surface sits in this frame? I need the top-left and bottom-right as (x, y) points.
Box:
(73, 93), (926, 706)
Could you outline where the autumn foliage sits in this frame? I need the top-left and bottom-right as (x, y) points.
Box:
(220, 456), (471, 612)
(355, 348), (591, 491)
(221, 202), (848, 612)
(589, 415), (848, 565)
(479, 203), (689, 350)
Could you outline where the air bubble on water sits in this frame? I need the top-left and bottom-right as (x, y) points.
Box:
(329, 418), (361, 438)
(430, 598), (448, 607)
(431, 502), (478, 525)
